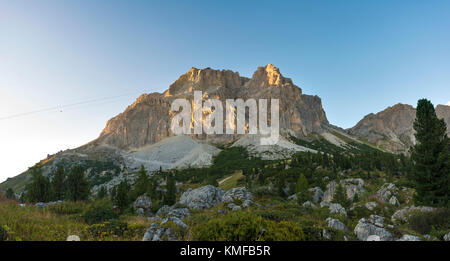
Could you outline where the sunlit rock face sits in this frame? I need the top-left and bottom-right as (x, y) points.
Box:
(348, 103), (450, 154)
(93, 64), (330, 150)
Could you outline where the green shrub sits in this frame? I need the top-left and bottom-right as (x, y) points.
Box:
(192, 211), (304, 241)
(0, 225), (4, 241)
(47, 201), (85, 215)
(408, 208), (450, 234)
(87, 219), (127, 237)
(82, 199), (119, 225)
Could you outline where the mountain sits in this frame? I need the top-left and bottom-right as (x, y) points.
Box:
(93, 64), (330, 149)
(1, 64), (341, 193)
(348, 103), (450, 153)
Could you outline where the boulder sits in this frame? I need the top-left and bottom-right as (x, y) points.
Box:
(354, 216), (393, 241)
(156, 205), (190, 219)
(366, 235), (381, 241)
(376, 183), (398, 203)
(143, 223), (175, 241)
(326, 218), (348, 232)
(391, 206), (435, 224)
(302, 201), (316, 208)
(227, 203), (242, 212)
(179, 185), (224, 209)
(323, 179), (365, 203)
(397, 234), (422, 241)
(160, 216), (188, 230)
(329, 203), (347, 216)
(308, 187), (324, 203)
(365, 202), (378, 211)
(443, 232), (450, 241)
(133, 195), (152, 216)
(389, 196), (400, 206)
(320, 201), (330, 208)
(222, 187), (253, 203)
(66, 235), (80, 241)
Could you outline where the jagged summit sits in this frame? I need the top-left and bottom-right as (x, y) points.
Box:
(95, 64), (329, 149)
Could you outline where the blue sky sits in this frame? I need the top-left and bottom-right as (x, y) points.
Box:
(1, 0), (449, 182)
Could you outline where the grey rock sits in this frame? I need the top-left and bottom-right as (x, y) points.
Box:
(391, 206), (435, 224)
(443, 232), (450, 241)
(365, 202), (378, 211)
(308, 187), (324, 203)
(397, 234), (422, 241)
(320, 201), (330, 208)
(366, 235), (381, 241)
(242, 199), (253, 208)
(326, 218), (348, 232)
(161, 217), (188, 230)
(227, 203), (242, 212)
(354, 217), (393, 241)
(179, 185), (224, 209)
(133, 195), (152, 216)
(322, 229), (331, 240)
(389, 196), (400, 206)
(323, 179), (365, 203)
(376, 183), (398, 203)
(302, 201), (316, 208)
(329, 203), (347, 216)
(66, 235), (81, 241)
(222, 187), (253, 204)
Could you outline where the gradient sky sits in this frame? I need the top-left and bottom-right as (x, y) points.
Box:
(1, 0), (449, 182)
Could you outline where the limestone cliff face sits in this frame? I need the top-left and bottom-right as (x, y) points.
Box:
(94, 64), (330, 150)
(436, 104), (450, 134)
(348, 103), (450, 153)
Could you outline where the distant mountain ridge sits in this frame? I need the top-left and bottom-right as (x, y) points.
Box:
(347, 103), (450, 153)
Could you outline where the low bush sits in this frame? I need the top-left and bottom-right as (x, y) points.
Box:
(191, 211), (304, 241)
(82, 199), (119, 225)
(408, 208), (450, 234)
(47, 201), (85, 215)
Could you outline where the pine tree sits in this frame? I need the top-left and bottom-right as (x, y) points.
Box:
(133, 165), (149, 199)
(333, 183), (349, 207)
(24, 165), (52, 202)
(410, 99), (449, 207)
(65, 166), (90, 202)
(52, 166), (66, 200)
(296, 173), (309, 203)
(164, 174), (176, 206)
(96, 186), (107, 199)
(5, 188), (15, 200)
(114, 180), (130, 211)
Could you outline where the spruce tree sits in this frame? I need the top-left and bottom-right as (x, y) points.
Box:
(296, 173), (309, 203)
(5, 188), (15, 200)
(333, 183), (349, 208)
(114, 180), (130, 211)
(24, 165), (52, 202)
(164, 174), (176, 206)
(96, 186), (107, 199)
(133, 165), (149, 199)
(410, 99), (449, 207)
(52, 166), (66, 200)
(65, 166), (90, 202)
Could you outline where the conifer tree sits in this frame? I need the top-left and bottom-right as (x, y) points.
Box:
(65, 166), (90, 202)
(410, 99), (449, 206)
(164, 174), (176, 206)
(24, 165), (52, 202)
(133, 165), (149, 198)
(52, 166), (66, 200)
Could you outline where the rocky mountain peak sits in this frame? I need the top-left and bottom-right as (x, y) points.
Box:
(94, 65), (329, 149)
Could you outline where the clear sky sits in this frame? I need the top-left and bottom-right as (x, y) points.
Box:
(1, 0), (449, 182)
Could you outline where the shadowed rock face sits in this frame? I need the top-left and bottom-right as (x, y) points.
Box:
(348, 103), (450, 154)
(93, 64), (330, 150)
